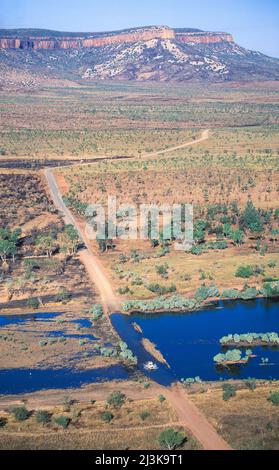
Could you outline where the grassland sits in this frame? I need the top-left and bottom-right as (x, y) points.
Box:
(0, 392), (198, 450)
(45, 82), (279, 306)
(1, 81), (279, 157)
(0, 80), (278, 450)
(190, 381), (279, 450)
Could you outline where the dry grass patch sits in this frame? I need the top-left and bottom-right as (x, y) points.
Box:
(190, 382), (279, 450)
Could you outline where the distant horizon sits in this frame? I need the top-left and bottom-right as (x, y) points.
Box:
(1, 0), (279, 58)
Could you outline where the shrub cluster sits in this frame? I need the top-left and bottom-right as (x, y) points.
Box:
(220, 332), (279, 346)
(214, 349), (250, 364)
(181, 377), (202, 386)
(122, 295), (197, 313)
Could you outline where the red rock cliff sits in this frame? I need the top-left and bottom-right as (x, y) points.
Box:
(175, 32), (233, 44)
(0, 27), (233, 50)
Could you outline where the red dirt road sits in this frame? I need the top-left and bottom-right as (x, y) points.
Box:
(164, 384), (231, 450)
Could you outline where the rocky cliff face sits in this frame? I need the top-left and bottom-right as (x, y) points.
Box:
(176, 32), (233, 45)
(0, 26), (232, 50)
(1, 25), (279, 86)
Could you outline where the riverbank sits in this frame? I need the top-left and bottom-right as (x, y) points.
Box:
(121, 291), (279, 315)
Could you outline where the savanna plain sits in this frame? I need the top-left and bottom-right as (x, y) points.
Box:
(0, 80), (278, 450)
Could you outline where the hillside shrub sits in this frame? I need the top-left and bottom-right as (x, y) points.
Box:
(54, 415), (70, 429)
(122, 295), (197, 313)
(36, 410), (52, 424)
(10, 406), (30, 421)
(223, 384), (237, 401)
(235, 265), (254, 279)
(102, 411), (114, 423)
(158, 428), (186, 450)
(268, 391), (279, 406)
(146, 283), (176, 295)
(106, 391), (126, 409)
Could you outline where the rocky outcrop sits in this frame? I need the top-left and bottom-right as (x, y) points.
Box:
(0, 38), (21, 48)
(176, 32), (233, 45)
(0, 26), (233, 50)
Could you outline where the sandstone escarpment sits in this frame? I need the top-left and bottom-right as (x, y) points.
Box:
(176, 32), (233, 45)
(2, 24), (279, 85)
(0, 26), (233, 50)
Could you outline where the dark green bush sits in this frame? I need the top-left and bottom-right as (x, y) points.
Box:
(235, 265), (254, 279)
(158, 428), (186, 450)
(139, 411), (151, 421)
(106, 391), (126, 408)
(245, 378), (257, 391)
(222, 384), (237, 401)
(0, 416), (7, 427)
(36, 410), (52, 424)
(102, 411), (114, 423)
(53, 415), (70, 429)
(26, 297), (40, 309)
(268, 391), (279, 406)
(146, 283), (176, 295)
(10, 406), (30, 421)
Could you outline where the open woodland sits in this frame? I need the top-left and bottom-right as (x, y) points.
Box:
(39, 81), (279, 304)
(0, 80), (278, 450)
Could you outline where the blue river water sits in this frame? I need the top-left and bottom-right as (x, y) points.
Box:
(0, 298), (278, 394)
(111, 298), (279, 385)
(0, 366), (130, 395)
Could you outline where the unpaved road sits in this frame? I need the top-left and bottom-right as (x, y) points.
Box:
(45, 168), (121, 312)
(142, 129), (210, 158)
(44, 129), (231, 450)
(164, 384), (231, 451)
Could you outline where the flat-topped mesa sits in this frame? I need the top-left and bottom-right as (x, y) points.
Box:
(0, 26), (175, 50)
(0, 26), (234, 50)
(175, 31), (234, 44)
(83, 26), (175, 47)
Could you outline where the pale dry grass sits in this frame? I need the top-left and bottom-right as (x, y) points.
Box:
(190, 382), (279, 450)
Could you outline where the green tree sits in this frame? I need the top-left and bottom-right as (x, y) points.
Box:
(158, 395), (166, 403)
(230, 229), (244, 246)
(53, 416), (70, 429)
(268, 391), (279, 406)
(223, 223), (232, 238)
(10, 406), (29, 421)
(235, 265), (254, 279)
(106, 391), (126, 409)
(0, 239), (16, 263)
(0, 227), (21, 243)
(36, 410), (52, 424)
(245, 378), (257, 391)
(139, 411), (151, 421)
(194, 220), (207, 244)
(158, 428), (185, 450)
(102, 411), (114, 423)
(223, 384), (237, 401)
(58, 224), (80, 256)
(36, 234), (56, 257)
(240, 201), (263, 236)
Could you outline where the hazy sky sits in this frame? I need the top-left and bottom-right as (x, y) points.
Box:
(1, 0), (279, 58)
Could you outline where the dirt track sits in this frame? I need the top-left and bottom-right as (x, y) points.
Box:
(45, 168), (121, 313)
(164, 384), (231, 450)
(142, 129), (210, 158)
